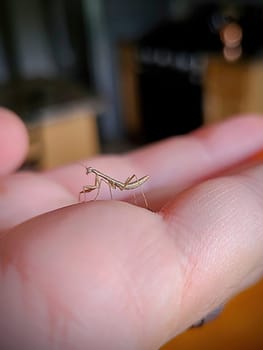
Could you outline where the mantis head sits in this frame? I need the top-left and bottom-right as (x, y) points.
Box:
(85, 166), (93, 175)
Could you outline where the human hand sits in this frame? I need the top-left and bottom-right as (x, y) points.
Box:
(1, 108), (263, 349)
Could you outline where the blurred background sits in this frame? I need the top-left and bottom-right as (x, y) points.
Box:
(3, 0), (263, 168)
(1, 0), (263, 167)
(1, 0), (263, 348)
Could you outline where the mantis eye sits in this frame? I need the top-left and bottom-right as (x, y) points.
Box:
(86, 167), (92, 174)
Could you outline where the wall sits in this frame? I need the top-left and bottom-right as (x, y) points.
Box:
(83, 0), (170, 141)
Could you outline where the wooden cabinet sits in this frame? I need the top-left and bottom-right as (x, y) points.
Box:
(204, 57), (263, 124)
(26, 103), (100, 169)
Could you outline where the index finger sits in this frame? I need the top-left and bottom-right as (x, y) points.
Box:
(46, 115), (263, 209)
(0, 109), (28, 175)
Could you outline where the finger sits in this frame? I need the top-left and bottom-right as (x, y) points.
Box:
(0, 109), (28, 175)
(159, 163), (263, 336)
(1, 164), (263, 349)
(128, 114), (263, 208)
(46, 115), (263, 209)
(0, 172), (76, 231)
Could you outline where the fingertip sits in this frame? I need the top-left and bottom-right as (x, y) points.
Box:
(194, 114), (263, 140)
(0, 108), (29, 175)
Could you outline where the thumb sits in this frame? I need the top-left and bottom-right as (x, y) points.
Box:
(160, 163), (263, 337)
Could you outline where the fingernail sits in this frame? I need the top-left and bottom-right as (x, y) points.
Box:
(190, 304), (225, 328)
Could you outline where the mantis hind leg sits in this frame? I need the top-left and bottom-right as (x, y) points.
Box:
(108, 182), (113, 199)
(124, 174), (136, 186)
(140, 190), (149, 209)
(125, 174), (149, 209)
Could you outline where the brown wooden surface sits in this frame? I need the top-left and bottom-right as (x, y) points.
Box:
(119, 42), (142, 137)
(162, 279), (263, 349)
(204, 57), (263, 124)
(27, 107), (99, 169)
(39, 110), (99, 169)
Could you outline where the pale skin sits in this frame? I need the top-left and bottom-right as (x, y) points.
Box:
(1, 108), (263, 349)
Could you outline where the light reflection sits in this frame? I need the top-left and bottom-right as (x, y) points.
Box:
(223, 46), (242, 62)
(220, 22), (243, 62)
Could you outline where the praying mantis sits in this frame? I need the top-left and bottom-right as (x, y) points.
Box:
(79, 166), (150, 208)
